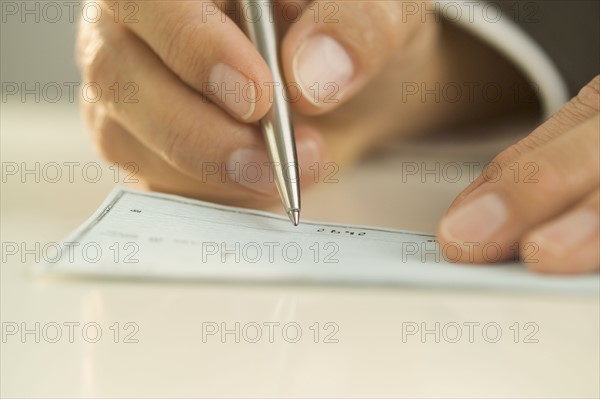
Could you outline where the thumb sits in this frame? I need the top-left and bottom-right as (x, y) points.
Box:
(281, 1), (431, 115)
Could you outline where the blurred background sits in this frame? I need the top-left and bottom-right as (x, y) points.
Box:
(1, 2), (599, 399)
(2, 2), (79, 85)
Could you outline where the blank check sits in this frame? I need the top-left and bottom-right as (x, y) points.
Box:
(38, 189), (599, 294)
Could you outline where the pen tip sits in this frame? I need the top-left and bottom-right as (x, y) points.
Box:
(288, 209), (300, 226)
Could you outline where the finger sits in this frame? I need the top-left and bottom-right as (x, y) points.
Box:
(281, 0), (436, 114)
(523, 190), (599, 274)
(82, 103), (207, 199)
(222, 0), (312, 34)
(104, 0), (273, 122)
(83, 102), (325, 206)
(79, 15), (325, 200)
(450, 75), (600, 210)
(437, 114), (600, 263)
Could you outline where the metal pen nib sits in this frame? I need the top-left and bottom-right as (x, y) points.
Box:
(241, 0), (301, 226)
(287, 209), (300, 227)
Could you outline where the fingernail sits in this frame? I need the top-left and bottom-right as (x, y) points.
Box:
(293, 35), (354, 106)
(208, 63), (256, 120)
(440, 193), (508, 242)
(227, 137), (321, 195)
(531, 209), (598, 251)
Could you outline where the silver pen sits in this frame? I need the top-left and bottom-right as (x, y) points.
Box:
(241, 0), (301, 226)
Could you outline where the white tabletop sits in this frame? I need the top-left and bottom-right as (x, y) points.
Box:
(2, 102), (598, 398)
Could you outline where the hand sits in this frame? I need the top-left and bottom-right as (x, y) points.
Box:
(77, 0), (437, 207)
(437, 76), (600, 274)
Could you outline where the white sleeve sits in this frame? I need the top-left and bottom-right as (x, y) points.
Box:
(434, 0), (569, 118)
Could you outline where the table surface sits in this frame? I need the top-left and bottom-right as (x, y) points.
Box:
(1, 102), (599, 398)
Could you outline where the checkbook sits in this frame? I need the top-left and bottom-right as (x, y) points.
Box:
(36, 188), (599, 294)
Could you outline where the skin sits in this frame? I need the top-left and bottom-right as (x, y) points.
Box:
(438, 77), (600, 273)
(77, 0), (599, 273)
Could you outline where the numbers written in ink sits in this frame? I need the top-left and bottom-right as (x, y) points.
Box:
(317, 228), (366, 237)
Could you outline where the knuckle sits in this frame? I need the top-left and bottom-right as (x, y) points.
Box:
(94, 116), (124, 164)
(82, 42), (112, 84)
(160, 110), (203, 174)
(491, 143), (528, 166)
(334, 2), (401, 67)
(76, 20), (98, 75)
(560, 75), (600, 123)
(359, 1), (402, 35)
(502, 129), (556, 160)
(162, 128), (191, 171)
(82, 103), (131, 167)
(159, 15), (214, 84)
(574, 75), (600, 112)
(76, 25), (121, 98)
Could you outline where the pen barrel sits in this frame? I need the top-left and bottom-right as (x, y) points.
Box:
(241, 0), (301, 214)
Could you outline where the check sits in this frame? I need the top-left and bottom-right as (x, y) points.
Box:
(37, 188), (599, 294)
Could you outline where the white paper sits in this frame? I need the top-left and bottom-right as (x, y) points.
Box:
(36, 188), (599, 294)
